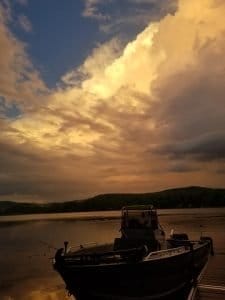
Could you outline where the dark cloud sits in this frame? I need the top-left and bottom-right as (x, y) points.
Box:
(166, 161), (199, 173)
(0, 136), (151, 201)
(0, 140), (95, 200)
(216, 168), (225, 174)
(148, 32), (225, 163)
(156, 132), (225, 161)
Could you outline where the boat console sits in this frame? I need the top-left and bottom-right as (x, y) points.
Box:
(114, 205), (166, 252)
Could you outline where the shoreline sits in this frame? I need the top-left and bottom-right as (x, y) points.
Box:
(0, 207), (225, 223)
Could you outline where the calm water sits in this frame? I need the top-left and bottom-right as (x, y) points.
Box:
(0, 208), (225, 300)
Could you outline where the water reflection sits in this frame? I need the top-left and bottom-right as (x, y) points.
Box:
(0, 208), (225, 299)
(2, 288), (71, 300)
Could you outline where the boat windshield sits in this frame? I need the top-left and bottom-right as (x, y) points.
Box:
(121, 206), (158, 230)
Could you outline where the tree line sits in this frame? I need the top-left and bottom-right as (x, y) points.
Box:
(0, 186), (225, 215)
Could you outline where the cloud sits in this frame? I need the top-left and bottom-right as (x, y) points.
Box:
(61, 37), (123, 87)
(0, 0), (225, 201)
(0, 2), (47, 111)
(82, 0), (110, 20)
(16, 0), (28, 6)
(18, 14), (32, 32)
(166, 161), (198, 173)
(83, 0), (177, 34)
(156, 132), (225, 161)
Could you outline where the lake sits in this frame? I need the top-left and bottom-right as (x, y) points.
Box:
(0, 208), (225, 300)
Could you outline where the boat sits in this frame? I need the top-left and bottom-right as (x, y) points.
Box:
(53, 205), (214, 300)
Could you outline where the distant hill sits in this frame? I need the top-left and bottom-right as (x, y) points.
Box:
(0, 186), (225, 216)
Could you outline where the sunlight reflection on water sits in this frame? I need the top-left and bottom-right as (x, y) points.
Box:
(3, 289), (73, 300)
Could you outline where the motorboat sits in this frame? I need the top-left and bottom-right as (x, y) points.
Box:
(54, 205), (213, 299)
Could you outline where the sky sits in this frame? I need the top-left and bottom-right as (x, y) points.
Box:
(0, 0), (225, 202)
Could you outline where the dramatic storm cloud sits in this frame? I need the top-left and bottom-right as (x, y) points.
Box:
(0, 0), (224, 201)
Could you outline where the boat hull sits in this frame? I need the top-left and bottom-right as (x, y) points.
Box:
(55, 241), (211, 299)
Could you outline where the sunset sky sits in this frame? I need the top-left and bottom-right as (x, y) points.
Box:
(0, 0), (225, 202)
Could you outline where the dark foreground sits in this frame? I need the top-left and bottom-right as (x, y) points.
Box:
(54, 206), (213, 300)
(0, 208), (224, 300)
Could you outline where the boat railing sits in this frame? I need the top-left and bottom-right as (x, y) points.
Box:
(67, 242), (98, 253)
(145, 246), (186, 260)
(62, 246), (147, 265)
